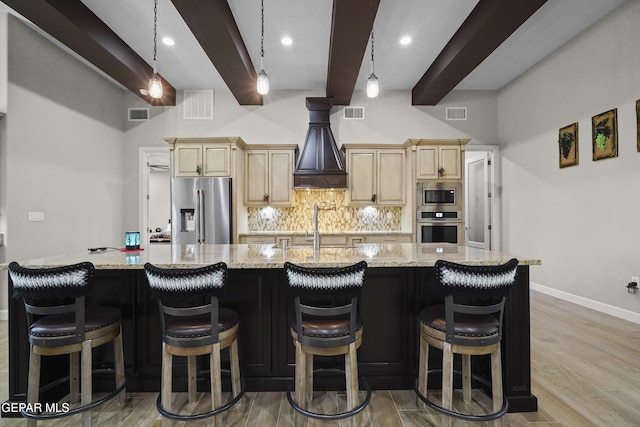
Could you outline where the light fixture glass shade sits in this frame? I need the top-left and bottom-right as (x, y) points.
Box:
(366, 72), (379, 98)
(257, 69), (269, 95)
(149, 72), (163, 99)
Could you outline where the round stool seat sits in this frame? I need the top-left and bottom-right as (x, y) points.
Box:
(290, 314), (363, 339)
(165, 307), (239, 339)
(29, 307), (122, 337)
(420, 304), (499, 338)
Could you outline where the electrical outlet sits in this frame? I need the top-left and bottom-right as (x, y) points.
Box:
(633, 276), (639, 285)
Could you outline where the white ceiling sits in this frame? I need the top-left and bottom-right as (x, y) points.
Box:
(4, 0), (629, 94)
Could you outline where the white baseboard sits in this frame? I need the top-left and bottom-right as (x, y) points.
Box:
(531, 282), (640, 325)
(0, 309), (7, 321)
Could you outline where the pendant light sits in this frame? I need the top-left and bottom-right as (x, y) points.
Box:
(366, 27), (379, 98)
(256, 0), (269, 95)
(148, 0), (163, 99)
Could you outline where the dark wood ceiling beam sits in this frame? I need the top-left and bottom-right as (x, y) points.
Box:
(412, 0), (547, 106)
(326, 0), (380, 106)
(0, 0), (176, 106)
(171, 0), (261, 106)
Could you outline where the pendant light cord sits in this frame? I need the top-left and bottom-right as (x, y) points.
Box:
(153, 0), (158, 68)
(260, 0), (265, 69)
(369, 0), (375, 74)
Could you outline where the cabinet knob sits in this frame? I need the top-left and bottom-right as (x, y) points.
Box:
(196, 164), (202, 175)
(371, 194), (377, 203)
(263, 193), (270, 203)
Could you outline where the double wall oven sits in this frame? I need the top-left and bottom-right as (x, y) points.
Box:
(416, 181), (463, 245)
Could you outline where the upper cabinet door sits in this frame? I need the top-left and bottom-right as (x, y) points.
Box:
(268, 151), (294, 206)
(416, 146), (438, 179)
(202, 144), (231, 176)
(377, 150), (405, 205)
(439, 146), (461, 179)
(174, 144), (203, 177)
(245, 150), (269, 204)
(348, 150), (377, 204)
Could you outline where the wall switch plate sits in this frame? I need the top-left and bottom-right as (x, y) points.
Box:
(28, 211), (45, 222)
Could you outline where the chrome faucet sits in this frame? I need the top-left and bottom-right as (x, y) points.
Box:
(305, 203), (321, 252)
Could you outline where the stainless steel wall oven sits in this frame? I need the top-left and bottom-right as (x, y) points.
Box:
(416, 182), (463, 244)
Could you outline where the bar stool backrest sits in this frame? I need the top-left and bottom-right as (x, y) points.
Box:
(433, 258), (518, 346)
(144, 262), (228, 346)
(9, 261), (95, 346)
(284, 261), (367, 348)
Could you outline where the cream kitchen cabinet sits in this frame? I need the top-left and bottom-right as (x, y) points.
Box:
(173, 143), (231, 177)
(244, 145), (296, 206)
(415, 145), (461, 180)
(167, 137), (247, 178)
(343, 146), (406, 206)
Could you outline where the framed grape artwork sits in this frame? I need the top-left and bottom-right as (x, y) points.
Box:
(558, 122), (578, 168)
(591, 108), (618, 161)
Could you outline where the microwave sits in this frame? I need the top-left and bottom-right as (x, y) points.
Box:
(417, 182), (462, 210)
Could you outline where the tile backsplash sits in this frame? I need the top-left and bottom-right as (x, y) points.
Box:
(247, 190), (402, 233)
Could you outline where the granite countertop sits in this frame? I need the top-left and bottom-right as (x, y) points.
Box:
(1, 244), (541, 270)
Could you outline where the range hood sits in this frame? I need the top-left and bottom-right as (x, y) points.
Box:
(293, 97), (347, 189)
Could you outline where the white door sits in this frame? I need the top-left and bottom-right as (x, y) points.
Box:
(465, 152), (491, 249)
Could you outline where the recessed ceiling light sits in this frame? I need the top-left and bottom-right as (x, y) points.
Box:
(400, 36), (412, 46)
(281, 36), (293, 46)
(162, 37), (175, 46)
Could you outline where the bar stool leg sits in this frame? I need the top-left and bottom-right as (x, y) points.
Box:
(69, 351), (80, 405)
(345, 342), (360, 426)
(294, 341), (307, 409)
(210, 342), (222, 427)
(417, 335), (428, 407)
(230, 339), (241, 398)
(188, 356), (197, 403)
(27, 346), (41, 427)
(161, 343), (172, 415)
(462, 354), (472, 404)
(114, 329), (126, 404)
(491, 346), (504, 427)
(81, 340), (92, 427)
(441, 342), (453, 427)
(305, 353), (313, 404)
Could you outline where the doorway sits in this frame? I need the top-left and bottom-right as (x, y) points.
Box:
(464, 146), (501, 251)
(138, 147), (170, 245)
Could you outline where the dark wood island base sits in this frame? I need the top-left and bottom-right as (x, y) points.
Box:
(5, 263), (537, 416)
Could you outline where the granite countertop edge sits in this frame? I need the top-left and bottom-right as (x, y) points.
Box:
(1, 243), (541, 270)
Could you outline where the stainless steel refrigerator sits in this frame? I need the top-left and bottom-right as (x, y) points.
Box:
(171, 177), (232, 244)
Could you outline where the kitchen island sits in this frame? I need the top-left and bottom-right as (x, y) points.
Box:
(4, 243), (540, 414)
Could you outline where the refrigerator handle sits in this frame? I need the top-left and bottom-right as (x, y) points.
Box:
(198, 189), (205, 243)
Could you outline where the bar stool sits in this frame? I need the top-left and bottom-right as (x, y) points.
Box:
(144, 262), (245, 425)
(283, 261), (371, 421)
(415, 258), (518, 427)
(8, 261), (126, 427)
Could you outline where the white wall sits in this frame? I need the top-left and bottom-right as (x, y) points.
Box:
(0, 17), (125, 317)
(498, 0), (640, 319)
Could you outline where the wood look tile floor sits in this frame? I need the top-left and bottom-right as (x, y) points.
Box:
(2, 291), (640, 426)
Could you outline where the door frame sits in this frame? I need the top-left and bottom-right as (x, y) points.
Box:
(138, 147), (170, 246)
(464, 145), (501, 251)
